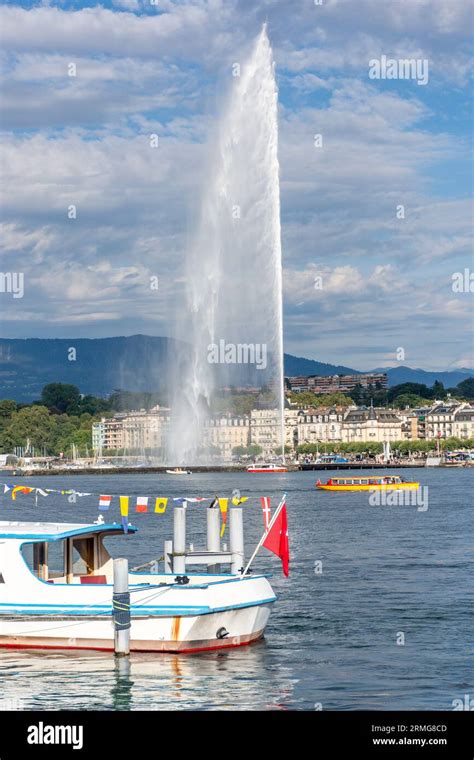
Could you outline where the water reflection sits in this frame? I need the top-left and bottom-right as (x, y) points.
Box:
(0, 640), (296, 711)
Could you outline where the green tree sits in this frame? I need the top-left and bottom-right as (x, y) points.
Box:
(41, 383), (81, 414)
(2, 406), (55, 453)
(392, 393), (429, 409)
(247, 444), (263, 457)
(431, 380), (445, 399)
(387, 383), (431, 403)
(78, 395), (110, 415)
(455, 377), (474, 399)
(288, 391), (319, 407)
(0, 400), (17, 419)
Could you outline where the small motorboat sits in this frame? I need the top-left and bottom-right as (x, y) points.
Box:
(0, 520), (275, 653)
(166, 468), (192, 475)
(316, 475), (420, 491)
(247, 463), (288, 473)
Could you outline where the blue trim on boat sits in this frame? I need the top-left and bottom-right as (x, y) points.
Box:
(0, 597), (276, 618)
(1, 524), (138, 541)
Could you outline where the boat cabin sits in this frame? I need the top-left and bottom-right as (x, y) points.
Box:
(0, 521), (136, 586)
(327, 476), (403, 485)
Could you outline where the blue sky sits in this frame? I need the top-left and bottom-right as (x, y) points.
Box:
(1, 0), (473, 371)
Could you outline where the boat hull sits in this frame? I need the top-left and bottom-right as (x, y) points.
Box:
(317, 483), (419, 491)
(0, 603), (272, 654)
(247, 468), (287, 473)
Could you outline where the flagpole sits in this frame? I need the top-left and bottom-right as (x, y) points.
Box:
(239, 493), (287, 579)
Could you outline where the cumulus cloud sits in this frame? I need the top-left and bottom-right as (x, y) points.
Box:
(0, 0), (472, 370)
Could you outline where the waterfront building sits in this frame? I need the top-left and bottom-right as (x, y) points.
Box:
(424, 402), (473, 440)
(341, 405), (403, 443)
(250, 409), (281, 456)
(122, 407), (169, 452)
(452, 407), (474, 440)
(207, 415), (250, 459)
(288, 407), (346, 447)
(92, 416), (125, 452)
(92, 407), (170, 453)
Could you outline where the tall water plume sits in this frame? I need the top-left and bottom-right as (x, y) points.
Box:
(167, 25), (284, 464)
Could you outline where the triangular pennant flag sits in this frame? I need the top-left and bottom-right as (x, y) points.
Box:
(260, 496), (271, 529)
(11, 486), (34, 501)
(99, 494), (111, 510)
(154, 497), (168, 514)
(218, 498), (229, 538)
(135, 496), (148, 513)
(3, 484), (11, 494)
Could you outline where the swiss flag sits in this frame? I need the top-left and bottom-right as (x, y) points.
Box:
(263, 504), (289, 577)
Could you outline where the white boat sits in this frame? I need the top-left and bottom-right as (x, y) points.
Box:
(165, 468), (192, 475)
(247, 463), (288, 473)
(0, 521), (275, 653)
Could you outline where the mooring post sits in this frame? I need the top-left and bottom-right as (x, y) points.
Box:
(164, 539), (173, 573)
(229, 507), (244, 575)
(207, 505), (221, 573)
(113, 558), (130, 656)
(173, 505), (186, 574)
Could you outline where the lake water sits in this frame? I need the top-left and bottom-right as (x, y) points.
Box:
(0, 468), (472, 710)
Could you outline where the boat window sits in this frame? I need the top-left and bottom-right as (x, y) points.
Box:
(22, 535), (109, 583)
(47, 540), (66, 579)
(22, 542), (49, 580)
(72, 537), (95, 575)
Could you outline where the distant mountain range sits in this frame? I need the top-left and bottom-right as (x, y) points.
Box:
(0, 336), (471, 402)
(286, 354), (473, 390)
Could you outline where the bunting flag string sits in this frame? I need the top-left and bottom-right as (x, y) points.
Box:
(0, 483), (271, 527)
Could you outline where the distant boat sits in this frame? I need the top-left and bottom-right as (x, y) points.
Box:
(316, 475), (419, 491)
(247, 463), (288, 473)
(315, 455), (349, 464)
(166, 468), (192, 475)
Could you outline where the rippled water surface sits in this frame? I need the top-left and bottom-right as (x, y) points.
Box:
(0, 468), (472, 710)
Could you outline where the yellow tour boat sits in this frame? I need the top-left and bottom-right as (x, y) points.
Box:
(316, 475), (420, 491)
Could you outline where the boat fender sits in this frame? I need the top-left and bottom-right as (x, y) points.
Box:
(175, 575), (190, 585)
(216, 627), (230, 639)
